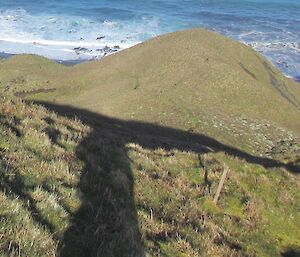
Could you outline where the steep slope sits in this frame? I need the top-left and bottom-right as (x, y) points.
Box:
(0, 29), (300, 257)
(0, 92), (300, 257)
(1, 29), (299, 134)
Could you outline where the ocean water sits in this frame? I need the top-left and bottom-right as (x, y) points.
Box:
(0, 0), (299, 80)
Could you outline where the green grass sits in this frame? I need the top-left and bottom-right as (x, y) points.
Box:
(1, 30), (300, 135)
(0, 29), (300, 256)
(0, 93), (299, 256)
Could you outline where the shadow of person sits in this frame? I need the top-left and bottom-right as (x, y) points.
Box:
(32, 101), (299, 257)
(59, 122), (144, 257)
(281, 248), (300, 257)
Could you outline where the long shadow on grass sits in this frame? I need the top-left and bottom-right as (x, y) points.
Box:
(0, 157), (56, 234)
(282, 247), (300, 257)
(33, 101), (299, 257)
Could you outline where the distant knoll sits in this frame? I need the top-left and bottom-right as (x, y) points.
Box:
(1, 29), (299, 136)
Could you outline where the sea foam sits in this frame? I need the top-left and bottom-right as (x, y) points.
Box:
(0, 0), (299, 80)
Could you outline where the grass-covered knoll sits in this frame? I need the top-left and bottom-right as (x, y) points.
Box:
(0, 29), (300, 256)
(1, 29), (300, 136)
(0, 92), (300, 257)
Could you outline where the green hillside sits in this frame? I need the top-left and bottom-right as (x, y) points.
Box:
(1, 29), (300, 133)
(0, 29), (300, 257)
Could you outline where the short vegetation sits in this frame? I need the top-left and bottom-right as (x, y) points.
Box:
(0, 29), (300, 256)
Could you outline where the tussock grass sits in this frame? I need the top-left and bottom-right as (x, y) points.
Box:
(0, 95), (87, 256)
(0, 92), (299, 256)
(0, 29), (300, 256)
(1, 30), (300, 134)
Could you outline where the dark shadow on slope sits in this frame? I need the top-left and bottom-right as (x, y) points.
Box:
(239, 63), (257, 80)
(0, 114), (22, 137)
(35, 101), (300, 175)
(282, 248), (300, 257)
(31, 101), (299, 257)
(262, 61), (300, 108)
(0, 156), (56, 234)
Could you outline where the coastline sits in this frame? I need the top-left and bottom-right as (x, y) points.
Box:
(1, 49), (299, 82)
(0, 38), (130, 62)
(0, 51), (87, 66)
(1, 0), (299, 82)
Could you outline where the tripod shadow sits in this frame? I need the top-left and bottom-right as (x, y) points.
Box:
(33, 101), (299, 257)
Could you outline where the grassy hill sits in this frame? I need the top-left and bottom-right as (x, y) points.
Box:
(0, 29), (300, 257)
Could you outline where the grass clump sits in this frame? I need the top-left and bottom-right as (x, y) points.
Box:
(0, 93), (88, 256)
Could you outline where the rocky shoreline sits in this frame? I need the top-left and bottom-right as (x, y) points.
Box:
(0, 37), (128, 64)
(0, 43), (123, 66)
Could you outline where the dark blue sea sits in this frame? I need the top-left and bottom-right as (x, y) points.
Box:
(0, 0), (299, 79)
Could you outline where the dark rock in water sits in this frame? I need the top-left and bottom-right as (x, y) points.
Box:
(73, 47), (92, 55)
(74, 47), (88, 51)
(96, 36), (105, 40)
(291, 42), (299, 49)
(95, 45), (120, 56)
(276, 60), (289, 68)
